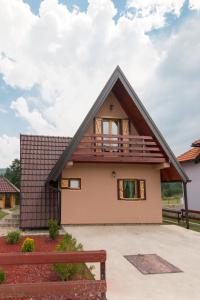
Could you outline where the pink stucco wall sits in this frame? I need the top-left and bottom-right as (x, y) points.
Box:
(61, 163), (162, 224)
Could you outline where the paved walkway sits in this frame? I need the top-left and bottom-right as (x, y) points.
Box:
(63, 224), (200, 300)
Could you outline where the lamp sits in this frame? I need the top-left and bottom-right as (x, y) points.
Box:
(112, 170), (116, 178)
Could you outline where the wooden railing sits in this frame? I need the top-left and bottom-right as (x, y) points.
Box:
(0, 250), (107, 300)
(72, 134), (166, 163)
(163, 208), (200, 224)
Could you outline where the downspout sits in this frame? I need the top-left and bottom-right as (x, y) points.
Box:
(183, 182), (189, 229)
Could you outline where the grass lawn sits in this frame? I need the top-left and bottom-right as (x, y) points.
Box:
(162, 196), (181, 206)
(163, 218), (200, 232)
(9, 205), (19, 212)
(0, 209), (8, 220)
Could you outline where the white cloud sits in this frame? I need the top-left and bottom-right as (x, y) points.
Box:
(0, 0), (200, 166)
(189, 0), (200, 10)
(126, 0), (185, 31)
(0, 135), (19, 168)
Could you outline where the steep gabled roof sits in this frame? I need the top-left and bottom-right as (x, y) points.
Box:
(47, 66), (189, 183)
(0, 176), (20, 193)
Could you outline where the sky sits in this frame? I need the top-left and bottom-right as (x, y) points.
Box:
(0, 0), (200, 167)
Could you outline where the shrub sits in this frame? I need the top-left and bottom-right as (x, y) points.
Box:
(0, 268), (5, 284)
(6, 231), (21, 244)
(53, 233), (85, 281)
(48, 219), (59, 240)
(21, 237), (35, 252)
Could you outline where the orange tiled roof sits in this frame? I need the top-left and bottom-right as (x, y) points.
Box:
(177, 147), (200, 162)
(192, 139), (200, 147)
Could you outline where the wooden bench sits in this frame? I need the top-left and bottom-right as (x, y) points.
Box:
(0, 250), (107, 300)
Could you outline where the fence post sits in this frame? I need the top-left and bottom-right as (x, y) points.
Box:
(100, 262), (106, 300)
(183, 182), (189, 229)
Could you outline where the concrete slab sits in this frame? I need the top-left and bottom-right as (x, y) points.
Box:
(63, 224), (200, 300)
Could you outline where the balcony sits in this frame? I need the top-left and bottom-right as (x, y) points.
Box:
(72, 134), (167, 163)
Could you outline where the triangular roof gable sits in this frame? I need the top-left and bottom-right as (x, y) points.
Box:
(47, 66), (189, 183)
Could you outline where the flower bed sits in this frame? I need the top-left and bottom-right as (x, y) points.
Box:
(0, 235), (95, 300)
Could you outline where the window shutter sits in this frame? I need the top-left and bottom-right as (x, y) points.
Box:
(118, 179), (124, 200)
(95, 118), (102, 152)
(139, 180), (145, 199)
(61, 179), (69, 189)
(122, 119), (129, 152)
(95, 118), (102, 134)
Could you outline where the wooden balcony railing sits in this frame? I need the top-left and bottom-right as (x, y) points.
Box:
(72, 134), (167, 163)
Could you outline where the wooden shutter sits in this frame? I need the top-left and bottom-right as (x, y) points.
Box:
(122, 119), (129, 152)
(118, 179), (124, 200)
(61, 179), (69, 189)
(95, 118), (102, 152)
(139, 180), (145, 199)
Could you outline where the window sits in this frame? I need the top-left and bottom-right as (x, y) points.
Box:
(61, 178), (81, 190)
(118, 179), (146, 200)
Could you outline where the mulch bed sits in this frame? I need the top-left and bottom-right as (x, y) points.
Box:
(0, 235), (95, 300)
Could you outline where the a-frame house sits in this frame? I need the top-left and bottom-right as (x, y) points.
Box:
(20, 66), (189, 228)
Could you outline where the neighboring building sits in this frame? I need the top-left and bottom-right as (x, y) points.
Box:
(178, 139), (200, 210)
(20, 66), (189, 229)
(0, 176), (19, 209)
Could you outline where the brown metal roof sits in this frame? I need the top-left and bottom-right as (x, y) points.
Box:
(20, 134), (71, 228)
(0, 176), (19, 193)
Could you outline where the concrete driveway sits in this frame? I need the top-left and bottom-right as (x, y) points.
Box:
(63, 224), (200, 300)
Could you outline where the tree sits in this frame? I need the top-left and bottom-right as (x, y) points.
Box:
(4, 159), (20, 189)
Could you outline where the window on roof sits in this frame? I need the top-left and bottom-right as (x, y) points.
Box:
(61, 178), (81, 190)
(118, 179), (146, 200)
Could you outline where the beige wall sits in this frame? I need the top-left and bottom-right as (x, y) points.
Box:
(61, 163), (162, 224)
(84, 92), (138, 136)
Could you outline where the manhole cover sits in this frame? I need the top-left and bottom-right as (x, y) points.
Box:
(124, 254), (182, 274)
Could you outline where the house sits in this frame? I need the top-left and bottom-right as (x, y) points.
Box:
(20, 66), (189, 229)
(0, 176), (19, 209)
(178, 139), (200, 210)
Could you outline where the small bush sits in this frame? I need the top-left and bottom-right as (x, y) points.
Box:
(0, 268), (5, 284)
(6, 231), (21, 244)
(21, 237), (35, 252)
(53, 233), (85, 281)
(48, 219), (59, 240)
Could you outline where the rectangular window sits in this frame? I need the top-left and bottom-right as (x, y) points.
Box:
(61, 178), (81, 190)
(118, 179), (146, 200)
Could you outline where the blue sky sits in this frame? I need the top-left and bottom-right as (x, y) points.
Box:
(0, 0), (200, 167)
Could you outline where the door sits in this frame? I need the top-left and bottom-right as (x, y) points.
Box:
(102, 119), (121, 150)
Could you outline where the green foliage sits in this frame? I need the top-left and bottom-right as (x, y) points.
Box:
(4, 159), (20, 189)
(6, 231), (21, 244)
(161, 182), (183, 199)
(21, 237), (35, 252)
(48, 219), (59, 240)
(53, 233), (86, 281)
(0, 268), (5, 284)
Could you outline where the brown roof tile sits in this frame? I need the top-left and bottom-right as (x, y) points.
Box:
(20, 134), (71, 228)
(0, 177), (20, 193)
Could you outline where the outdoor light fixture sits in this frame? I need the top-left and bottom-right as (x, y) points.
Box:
(112, 170), (116, 177)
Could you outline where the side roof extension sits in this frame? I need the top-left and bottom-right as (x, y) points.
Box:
(47, 66), (189, 183)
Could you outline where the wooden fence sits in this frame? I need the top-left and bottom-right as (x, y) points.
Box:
(0, 250), (107, 300)
(163, 208), (200, 224)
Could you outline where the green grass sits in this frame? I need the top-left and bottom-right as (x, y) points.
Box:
(162, 196), (181, 205)
(0, 210), (8, 220)
(163, 217), (200, 233)
(9, 205), (19, 212)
